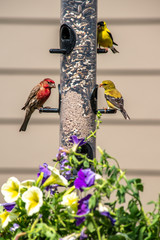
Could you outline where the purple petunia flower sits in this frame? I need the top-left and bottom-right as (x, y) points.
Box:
(69, 135), (86, 146)
(74, 169), (95, 191)
(56, 147), (67, 161)
(80, 227), (88, 239)
(57, 147), (72, 180)
(69, 135), (86, 152)
(60, 159), (72, 180)
(0, 202), (16, 212)
(10, 223), (19, 232)
(37, 163), (57, 194)
(76, 194), (92, 226)
(37, 163), (51, 185)
(100, 211), (116, 226)
(98, 203), (116, 226)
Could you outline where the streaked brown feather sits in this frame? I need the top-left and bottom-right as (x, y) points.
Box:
(22, 84), (40, 110)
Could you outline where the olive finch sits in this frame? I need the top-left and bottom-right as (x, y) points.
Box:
(19, 78), (56, 131)
(99, 80), (130, 120)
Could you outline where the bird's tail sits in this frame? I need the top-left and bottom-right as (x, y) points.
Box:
(19, 111), (32, 131)
(111, 46), (119, 54)
(120, 108), (130, 120)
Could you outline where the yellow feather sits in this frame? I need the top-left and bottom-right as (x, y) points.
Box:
(97, 28), (113, 48)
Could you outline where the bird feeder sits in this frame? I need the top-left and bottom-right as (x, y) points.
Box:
(40, 0), (115, 159)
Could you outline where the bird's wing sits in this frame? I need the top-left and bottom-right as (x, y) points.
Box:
(107, 31), (114, 42)
(107, 31), (118, 46)
(22, 84), (40, 110)
(105, 91), (124, 110)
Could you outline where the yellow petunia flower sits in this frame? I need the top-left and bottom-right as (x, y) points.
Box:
(61, 192), (78, 213)
(1, 177), (20, 203)
(0, 210), (18, 228)
(22, 186), (43, 216)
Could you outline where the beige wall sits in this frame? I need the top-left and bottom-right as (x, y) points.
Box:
(0, 0), (160, 210)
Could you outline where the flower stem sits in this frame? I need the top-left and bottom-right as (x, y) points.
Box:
(86, 112), (102, 141)
(14, 232), (26, 240)
(90, 213), (101, 240)
(31, 217), (39, 231)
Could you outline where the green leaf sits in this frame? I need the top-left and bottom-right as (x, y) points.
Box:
(109, 233), (132, 240)
(83, 160), (89, 168)
(135, 179), (144, 192)
(97, 167), (103, 175)
(128, 200), (139, 216)
(89, 195), (97, 209)
(116, 185), (126, 203)
(93, 157), (98, 168)
(72, 155), (79, 168)
(87, 221), (95, 233)
(138, 226), (146, 240)
(149, 214), (159, 227)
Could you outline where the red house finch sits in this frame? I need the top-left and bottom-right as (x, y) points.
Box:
(19, 78), (56, 132)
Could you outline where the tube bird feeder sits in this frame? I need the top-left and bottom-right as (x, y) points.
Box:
(60, 0), (97, 158)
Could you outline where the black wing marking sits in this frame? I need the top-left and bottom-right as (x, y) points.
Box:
(107, 31), (118, 46)
(107, 31), (114, 43)
(105, 94), (124, 110)
(113, 41), (118, 46)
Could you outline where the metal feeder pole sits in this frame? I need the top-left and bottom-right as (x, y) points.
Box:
(60, 0), (97, 158)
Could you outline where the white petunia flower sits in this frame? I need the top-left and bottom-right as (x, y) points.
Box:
(21, 180), (35, 188)
(98, 202), (109, 212)
(61, 192), (78, 213)
(95, 174), (102, 180)
(43, 167), (68, 187)
(1, 177), (20, 203)
(60, 233), (79, 240)
(0, 210), (18, 228)
(22, 186), (43, 216)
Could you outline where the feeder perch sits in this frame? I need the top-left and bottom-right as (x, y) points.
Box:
(49, 24), (76, 55)
(90, 85), (117, 114)
(97, 48), (108, 54)
(39, 84), (61, 114)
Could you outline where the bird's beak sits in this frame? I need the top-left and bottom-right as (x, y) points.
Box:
(99, 83), (103, 87)
(50, 83), (56, 88)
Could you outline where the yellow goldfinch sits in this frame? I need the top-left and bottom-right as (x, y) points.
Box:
(97, 21), (119, 54)
(99, 80), (130, 120)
